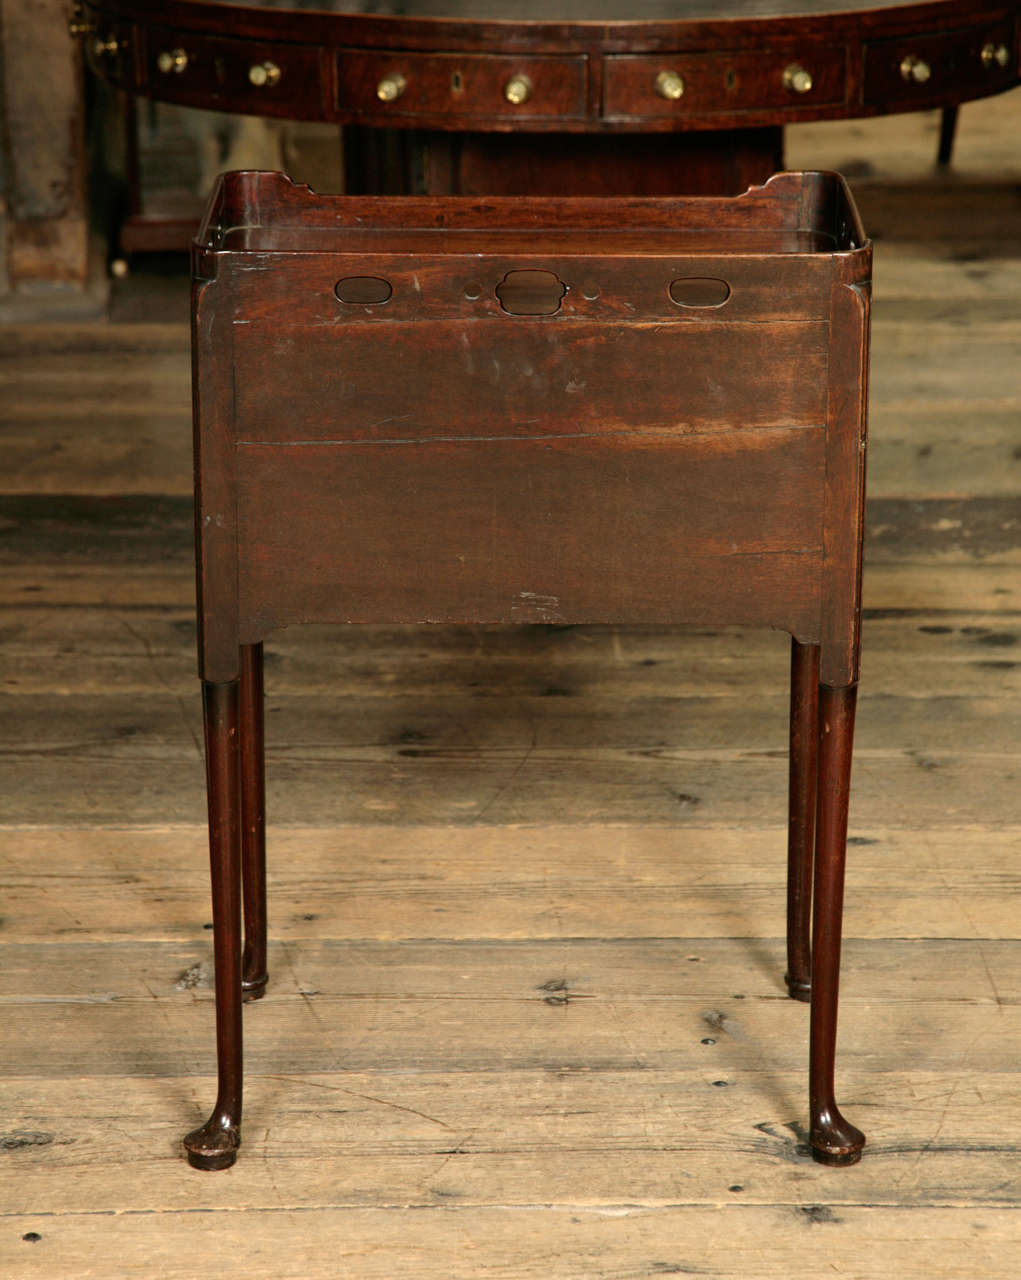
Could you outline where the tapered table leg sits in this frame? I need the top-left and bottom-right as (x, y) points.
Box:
(240, 643), (268, 1002)
(184, 680), (244, 1171)
(786, 638), (819, 1001)
(937, 105), (958, 167)
(809, 682), (865, 1166)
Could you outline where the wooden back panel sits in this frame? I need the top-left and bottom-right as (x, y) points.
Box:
(193, 173), (871, 686)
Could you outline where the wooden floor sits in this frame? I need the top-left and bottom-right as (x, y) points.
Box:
(2, 94), (1020, 1277)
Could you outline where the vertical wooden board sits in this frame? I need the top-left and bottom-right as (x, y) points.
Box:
(193, 277), (241, 683)
(821, 278), (870, 687)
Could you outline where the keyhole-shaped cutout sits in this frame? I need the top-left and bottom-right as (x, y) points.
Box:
(496, 269), (567, 316)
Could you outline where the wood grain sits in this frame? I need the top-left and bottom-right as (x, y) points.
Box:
(3, 826), (1020, 942)
(5, 1205), (1021, 1280)
(3, 1069), (1021, 1212)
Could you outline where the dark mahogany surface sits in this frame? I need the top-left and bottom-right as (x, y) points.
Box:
(86, 0), (1020, 137)
(162, 0), (958, 16)
(185, 168), (872, 1169)
(91, 0), (1021, 43)
(83, 0), (1018, 184)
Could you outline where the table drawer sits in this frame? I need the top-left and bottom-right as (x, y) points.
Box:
(142, 26), (325, 119)
(603, 47), (846, 121)
(336, 50), (587, 121)
(864, 20), (1015, 108)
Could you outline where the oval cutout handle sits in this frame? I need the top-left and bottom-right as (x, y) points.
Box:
(496, 269), (566, 316)
(335, 276), (393, 305)
(669, 277), (731, 309)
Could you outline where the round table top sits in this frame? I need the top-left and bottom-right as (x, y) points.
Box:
(91, 0), (1018, 34)
(86, 0), (1020, 130)
(130, 0), (983, 16)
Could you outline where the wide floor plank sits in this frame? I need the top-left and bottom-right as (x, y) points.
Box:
(2, 827), (1020, 942)
(4, 1205), (1021, 1279)
(3, 1070), (1021, 1214)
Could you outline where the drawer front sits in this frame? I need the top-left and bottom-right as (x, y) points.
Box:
(143, 26), (325, 119)
(864, 20), (1016, 108)
(336, 50), (587, 121)
(604, 47), (847, 121)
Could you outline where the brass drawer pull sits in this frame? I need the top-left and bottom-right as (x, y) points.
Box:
(783, 64), (814, 94)
(654, 69), (685, 101)
(376, 72), (407, 102)
(504, 74), (533, 105)
(899, 54), (931, 84)
(249, 61), (281, 88)
(157, 49), (189, 75)
(981, 42), (1010, 70)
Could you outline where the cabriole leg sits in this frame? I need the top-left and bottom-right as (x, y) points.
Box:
(809, 682), (865, 1166)
(785, 639), (819, 1001)
(240, 643), (268, 1001)
(184, 680), (244, 1171)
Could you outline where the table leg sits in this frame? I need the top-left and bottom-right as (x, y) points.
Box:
(240, 643), (268, 1002)
(343, 126), (784, 198)
(808, 682), (865, 1166)
(785, 638), (819, 1001)
(937, 105), (959, 167)
(184, 679), (244, 1171)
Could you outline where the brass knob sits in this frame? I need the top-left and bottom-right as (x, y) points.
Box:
(376, 72), (407, 102)
(91, 35), (120, 57)
(654, 69), (685, 101)
(68, 19), (95, 37)
(249, 61), (281, 88)
(783, 64), (813, 94)
(504, 74), (533, 106)
(899, 54), (932, 84)
(981, 42), (1010, 69)
(157, 49), (189, 75)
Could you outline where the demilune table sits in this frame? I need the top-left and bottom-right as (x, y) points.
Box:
(81, 0), (1020, 208)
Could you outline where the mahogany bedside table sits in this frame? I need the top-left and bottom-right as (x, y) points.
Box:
(186, 169), (871, 1171)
